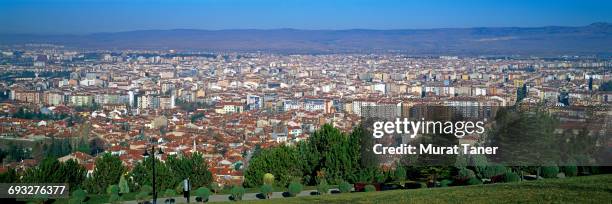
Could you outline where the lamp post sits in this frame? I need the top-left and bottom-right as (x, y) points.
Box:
(143, 145), (163, 204)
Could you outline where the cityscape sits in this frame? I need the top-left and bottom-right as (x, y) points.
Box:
(0, 0), (610, 204)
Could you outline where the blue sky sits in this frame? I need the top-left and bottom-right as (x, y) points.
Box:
(1, 0), (611, 34)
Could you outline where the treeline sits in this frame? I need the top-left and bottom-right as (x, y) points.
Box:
(0, 153), (213, 203)
(244, 107), (610, 190)
(9, 107), (70, 120)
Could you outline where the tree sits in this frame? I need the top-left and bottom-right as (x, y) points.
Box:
(44, 137), (72, 158)
(516, 84), (527, 102)
(118, 174), (130, 194)
(487, 108), (561, 167)
(85, 153), (125, 193)
(166, 152), (213, 189)
(299, 124), (363, 185)
(22, 157), (64, 183)
(6, 142), (31, 162)
(0, 168), (18, 183)
(130, 156), (176, 192)
(243, 145), (302, 187)
(22, 158), (85, 191)
(62, 159), (87, 191)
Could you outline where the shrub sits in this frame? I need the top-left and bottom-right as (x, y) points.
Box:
(263, 173), (275, 185)
(288, 182), (303, 197)
(108, 193), (121, 204)
(466, 177), (482, 185)
(195, 187), (211, 201)
(118, 175), (130, 194)
(338, 181), (352, 193)
(164, 189), (176, 197)
(503, 172), (520, 182)
(562, 166), (578, 177)
(541, 166), (559, 178)
(230, 186), (245, 201)
(106, 185), (119, 195)
(317, 179), (329, 194)
(71, 189), (87, 203)
(260, 184), (273, 199)
(135, 191), (149, 202)
(457, 168), (476, 180)
(364, 185), (376, 192)
(140, 185), (153, 194)
(394, 166), (407, 183)
(175, 184), (183, 195)
(210, 182), (221, 194)
(440, 179), (453, 187)
(483, 166), (507, 179)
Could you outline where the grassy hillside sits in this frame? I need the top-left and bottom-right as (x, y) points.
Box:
(243, 174), (612, 204)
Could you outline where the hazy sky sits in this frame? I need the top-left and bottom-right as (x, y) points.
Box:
(1, 0), (611, 34)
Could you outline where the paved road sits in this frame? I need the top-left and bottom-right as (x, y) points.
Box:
(123, 188), (340, 204)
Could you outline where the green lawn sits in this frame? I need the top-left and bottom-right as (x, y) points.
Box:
(243, 174), (612, 204)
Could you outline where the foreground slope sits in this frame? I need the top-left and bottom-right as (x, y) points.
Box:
(243, 174), (612, 204)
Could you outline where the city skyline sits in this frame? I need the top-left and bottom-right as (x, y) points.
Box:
(1, 0), (611, 34)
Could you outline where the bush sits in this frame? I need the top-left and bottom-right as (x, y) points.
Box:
(263, 173), (275, 185)
(288, 182), (303, 197)
(503, 172), (520, 182)
(119, 175), (130, 194)
(163, 189), (176, 197)
(194, 187), (211, 201)
(541, 166), (559, 178)
(71, 189), (87, 203)
(140, 185), (153, 194)
(108, 193), (121, 204)
(106, 185), (119, 195)
(174, 184), (183, 195)
(364, 184), (376, 192)
(230, 186), (245, 201)
(483, 166), (507, 179)
(457, 168), (476, 180)
(562, 166), (578, 177)
(394, 166), (407, 183)
(440, 179), (453, 187)
(338, 181), (352, 193)
(135, 191), (149, 202)
(210, 182), (221, 194)
(317, 179), (330, 194)
(260, 184), (273, 199)
(466, 177), (482, 185)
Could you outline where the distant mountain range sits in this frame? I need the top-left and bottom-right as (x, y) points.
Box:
(1, 23), (611, 55)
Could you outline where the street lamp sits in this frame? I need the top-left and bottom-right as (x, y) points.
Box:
(143, 146), (163, 204)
